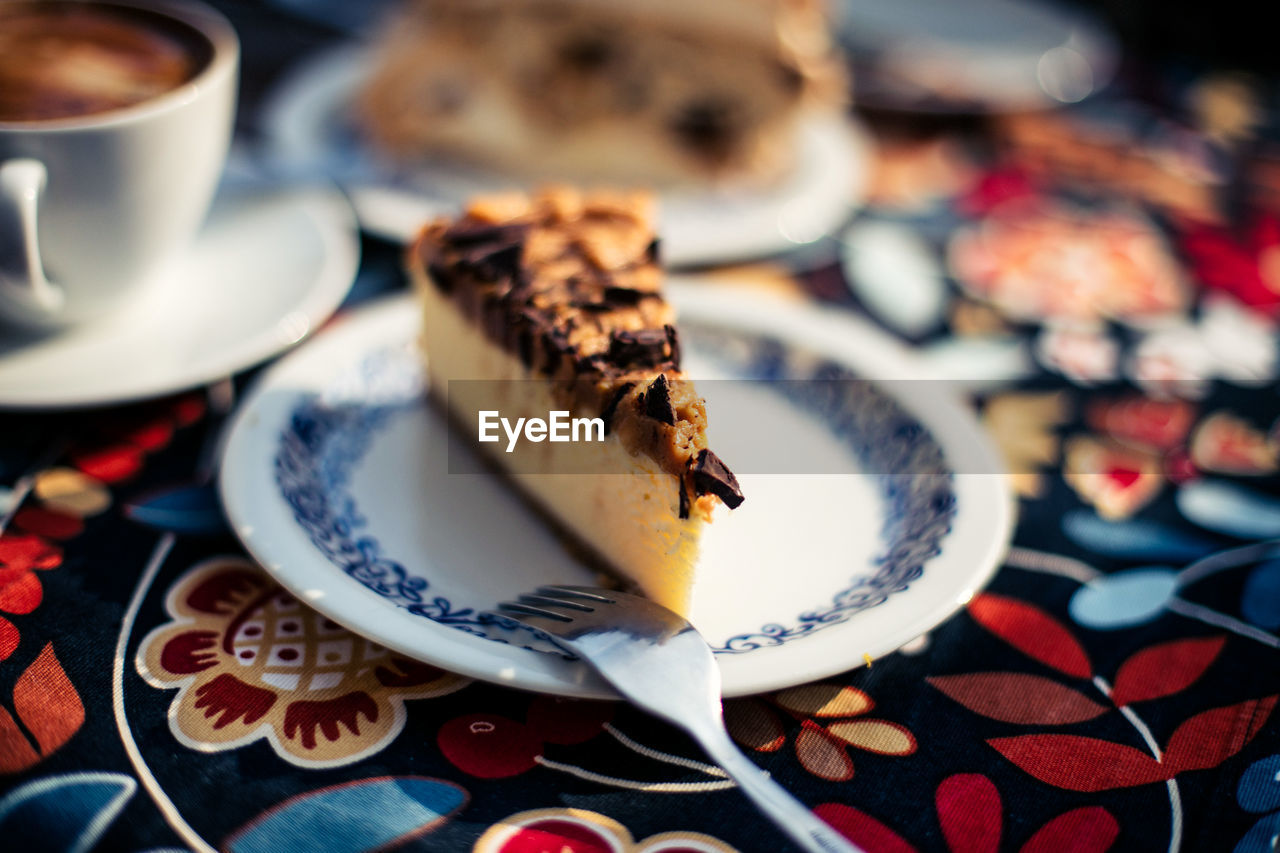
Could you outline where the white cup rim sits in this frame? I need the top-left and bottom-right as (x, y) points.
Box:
(0, 0), (240, 133)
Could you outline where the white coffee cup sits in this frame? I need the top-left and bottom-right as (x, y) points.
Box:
(0, 0), (238, 330)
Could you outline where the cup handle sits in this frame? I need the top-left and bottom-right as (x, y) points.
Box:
(0, 158), (65, 316)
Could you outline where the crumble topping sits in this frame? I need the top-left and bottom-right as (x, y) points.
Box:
(410, 186), (743, 516)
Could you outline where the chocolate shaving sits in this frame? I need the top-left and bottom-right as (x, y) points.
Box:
(692, 449), (744, 508)
(574, 300), (616, 313)
(603, 286), (654, 306)
(642, 374), (675, 425)
(541, 327), (572, 373)
(608, 328), (673, 368)
(600, 382), (635, 434)
(427, 261), (455, 294)
(664, 324), (681, 370)
(443, 221), (529, 247)
(481, 293), (509, 341)
(513, 308), (541, 368)
(646, 238), (661, 263)
(459, 241), (523, 283)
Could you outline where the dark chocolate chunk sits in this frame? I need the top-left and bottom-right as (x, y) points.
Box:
(646, 238), (661, 263)
(670, 97), (738, 164)
(506, 267), (532, 300)
(608, 328), (672, 368)
(427, 261), (455, 294)
(678, 479), (690, 520)
(460, 241), (523, 283)
(775, 60), (805, 94)
(642, 374), (675, 425)
(663, 324), (681, 370)
(692, 449), (744, 508)
(600, 382), (635, 435)
(573, 300), (616, 313)
(508, 307), (542, 368)
(541, 327), (572, 373)
(602, 286), (654, 306)
(561, 32), (615, 72)
(443, 221), (528, 247)
(481, 293), (508, 341)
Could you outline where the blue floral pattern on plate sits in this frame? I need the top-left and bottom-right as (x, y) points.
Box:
(273, 326), (956, 655)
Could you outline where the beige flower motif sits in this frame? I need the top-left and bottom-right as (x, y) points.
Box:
(948, 202), (1188, 324)
(1191, 411), (1279, 475)
(474, 807), (739, 852)
(726, 683), (916, 783)
(137, 557), (468, 768)
(982, 391), (1071, 498)
(1063, 435), (1165, 519)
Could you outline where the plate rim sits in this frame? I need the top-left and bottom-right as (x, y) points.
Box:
(219, 286), (1013, 698)
(0, 180), (360, 410)
(258, 43), (869, 267)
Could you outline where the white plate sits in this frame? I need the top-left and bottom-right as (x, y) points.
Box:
(834, 0), (1117, 111)
(0, 175), (360, 409)
(258, 44), (869, 267)
(219, 285), (1012, 698)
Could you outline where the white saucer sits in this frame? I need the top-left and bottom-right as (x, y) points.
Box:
(259, 44), (869, 267)
(834, 0), (1118, 111)
(0, 176), (360, 409)
(219, 285), (1013, 698)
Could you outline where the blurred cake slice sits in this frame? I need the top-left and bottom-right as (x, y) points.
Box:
(360, 0), (844, 186)
(407, 187), (743, 615)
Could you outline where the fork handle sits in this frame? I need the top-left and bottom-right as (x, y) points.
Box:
(694, 723), (864, 853)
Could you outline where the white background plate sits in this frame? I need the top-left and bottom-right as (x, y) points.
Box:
(219, 285), (1012, 698)
(833, 0), (1117, 111)
(0, 176), (360, 409)
(259, 45), (869, 267)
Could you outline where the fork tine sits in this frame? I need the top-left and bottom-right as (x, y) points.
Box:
(535, 585), (618, 603)
(494, 601), (573, 622)
(518, 593), (595, 613)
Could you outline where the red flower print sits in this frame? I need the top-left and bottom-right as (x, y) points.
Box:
(1086, 396), (1197, 452)
(439, 714), (543, 779)
(438, 695), (613, 779)
(283, 692), (379, 750)
(949, 201), (1188, 324)
(1180, 213), (1280, 315)
(473, 807), (737, 853)
(0, 619), (17, 661)
(812, 776), (1122, 853)
(0, 643), (84, 773)
(193, 673), (277, 728)
(0, 534), (62, 636)
(966, 594), (1091, 678)
(958, 167), (1040, 217)
(946, 592), (1276, 806)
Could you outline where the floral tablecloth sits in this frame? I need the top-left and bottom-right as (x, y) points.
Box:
(2, 3), (1279, 851)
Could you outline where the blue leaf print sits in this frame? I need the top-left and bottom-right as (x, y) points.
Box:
(225, 776), (468, 853)
(0, 772), (136, 853)
(1177, 480), (1280, 540)
(124, 483), (227, 535)
(1063, 510), (1218, 561)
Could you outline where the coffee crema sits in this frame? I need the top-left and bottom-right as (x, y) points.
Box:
(0, 3), (212, 122)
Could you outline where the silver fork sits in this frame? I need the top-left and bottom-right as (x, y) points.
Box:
(488, 585), (863, 853)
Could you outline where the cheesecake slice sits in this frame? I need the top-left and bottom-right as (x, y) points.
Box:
(408, 187), (743, 615)
(358, 0), (844, 187)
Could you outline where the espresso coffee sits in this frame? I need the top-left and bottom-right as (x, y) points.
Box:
(0, 2), (213, 122)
